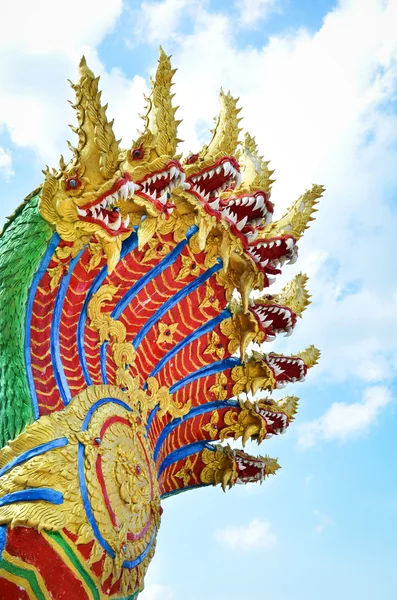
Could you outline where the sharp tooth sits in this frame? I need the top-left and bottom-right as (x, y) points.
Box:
(159, 192), (168, 205)
(111, 193), (118, 204)
(170, 166), (177, 179)
(275, 240), (281, 247)
(235, 172), (242, 187)
(265, 212), (272, 224)
(285, 238), (294, 250)
(254, 197), (264, 211)
(192, 177), (198, 183)
(236, 216), (248, 231)
(216, 165), (222, 175)
(150, 191), (157, 201)
(209, 198), (220, 210)
(100, 200), (107, 209)
(247, 197), (255, 206)
(260, 259), (269, 267)
(123, 215), (130, 228)
(127, 181), (136, 196)
(268, 276), (276, 285)
(77, 208), (87, 216)
(108, 214), (122, 231)
(91, 207), (98, 219)
(223, 162), (231, 176)
(262, 320), (273, 328)
(119, 185), (128, 200)
(229, 212), (237, 224)
(202, 171), (209, 180)
(103, 214), (109, 226)
(269, 241), (275, 248)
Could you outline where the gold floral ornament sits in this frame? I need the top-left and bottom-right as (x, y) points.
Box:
(144, 377), (191, 419)
(175, 253), (203, 282)
(141, 236), (173, 264)
(209, 372), (229, 400)
(175, 457), (195, 486)
(202, 410), (220, 439)
(200, 445), (238, 491)
(199, 283), (221, 312)
(204, 331), (225, 360)
(231, 356), (275, 396)
(0, 385), (160, 592)
(220, 298), (264, 357)
(220, 402), (267, 446)
(157, 322), (179, 345)
(39, 57), (136, 274)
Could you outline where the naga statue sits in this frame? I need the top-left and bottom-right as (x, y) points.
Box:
(0, 49), (322, 599)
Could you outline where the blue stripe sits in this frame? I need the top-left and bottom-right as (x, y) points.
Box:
(158, 441), (214, 477)
(146, 407), (158, 431)
(133, 260), (223, 351)
(111, 225), (199, 320)
(154, 400), (239, 461)
(0, 488), (63, 508)
(0, 438), (69, 478)
(149, 309), (232, 380)
(0, 525), (6, 559)
(121, 530), (156, 568)
(169, 357), (241, 394)
(25, 233), (60, 420)
(77, 231), (138, 385)
(51, 247), (86, 405)
(100, 342), (108, 384)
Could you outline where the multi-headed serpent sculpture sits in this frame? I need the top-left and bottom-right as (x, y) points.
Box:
(0, 50), (322, 598)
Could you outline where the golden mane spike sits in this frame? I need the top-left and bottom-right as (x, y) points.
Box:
(200, 89), (242, 160)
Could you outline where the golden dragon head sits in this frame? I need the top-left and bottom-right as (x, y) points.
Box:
(200, 445), (280, 491)
(39, 57), (137, 272)
(183, 89), (242, 201)
(121, 48), (186, 216)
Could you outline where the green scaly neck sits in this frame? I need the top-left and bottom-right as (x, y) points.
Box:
(0, 190), (53, 447)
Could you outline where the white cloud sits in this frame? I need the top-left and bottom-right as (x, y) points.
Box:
(297, 386), (393, 449)
(139, 584), (175, 600)
(214, 518), (278, 551)
(0, 0), (142, 164)
(134, 0), (196, 44)
(0, 148), (14, 181)
(235, 0), (276, 27)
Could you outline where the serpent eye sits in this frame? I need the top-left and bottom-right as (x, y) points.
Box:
(185, 153), (198, 165)
(65, 174), (81, 191)
(131, 146), (144, 160)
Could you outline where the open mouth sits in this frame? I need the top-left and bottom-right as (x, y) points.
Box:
(234, 450), (265, 484)
(255, 406), (289, 436)
(77, 174), (137, 236)
(249, 302), (297, 339)
(187, 157), (242, 198)
(136, 160), (185, 208)
(207, 191), (274, 241)
(265, 354), (307, 388)
(247, 235), (298, 282)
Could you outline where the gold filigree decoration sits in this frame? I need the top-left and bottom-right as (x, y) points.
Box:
(204, 331), (225, 360)
(209, 372), (229, 400)
(220, 401), (266, 446)
(200, 445), (237, 491)
(157, 322), (179, 345)
(0, 385), (160, 592)
(199, 283), (221, 312)
(202, 411), (220, 439)
(231, 358), (275, 396)
(175, 458), (194, 486)
(175, 254), (203, 282)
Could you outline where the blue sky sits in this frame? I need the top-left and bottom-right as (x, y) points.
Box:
(0, 1), (397, 599)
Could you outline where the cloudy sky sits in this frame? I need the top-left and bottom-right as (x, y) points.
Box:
(1, 0), (396, 598)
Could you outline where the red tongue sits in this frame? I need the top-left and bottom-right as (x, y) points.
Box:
(108, 210), (120, 224)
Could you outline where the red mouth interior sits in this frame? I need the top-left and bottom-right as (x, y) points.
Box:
(248, 236), (297, 272)
(250, 304), (296, 334)
(237, 461), (263, 480)
(187, 157), (240, 196)
(138, 161), (183, 200)
(267, 355), (307, 383)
